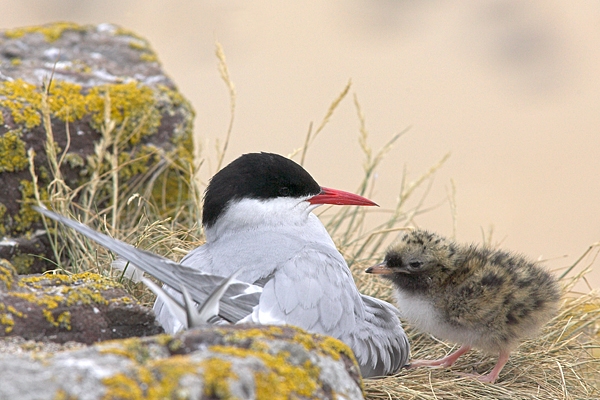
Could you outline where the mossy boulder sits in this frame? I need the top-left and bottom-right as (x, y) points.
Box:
(0, 260), (162, 343)
(0, 22), (195, 273)
(0, 325), (364, 399)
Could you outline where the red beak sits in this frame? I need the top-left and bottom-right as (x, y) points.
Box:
(308, 187), (378, 207)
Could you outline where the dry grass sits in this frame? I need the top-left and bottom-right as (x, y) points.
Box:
(30, 77), (202, 301)
(32, 48), (600, 399)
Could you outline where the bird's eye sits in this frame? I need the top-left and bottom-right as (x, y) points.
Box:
(409, 261), (423, 270)
(279, 187), (290, 196)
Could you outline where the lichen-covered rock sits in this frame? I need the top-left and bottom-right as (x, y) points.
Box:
(0, 259), (17, 291)
(0, 22), (195, 273)
(0, 325), (364, 400)
(0, 263), (162, 343)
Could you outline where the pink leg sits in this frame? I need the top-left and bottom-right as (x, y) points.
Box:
(457, 350), (511, 383)
(409, 345), (472, 369)
(476, 350), (510, 383)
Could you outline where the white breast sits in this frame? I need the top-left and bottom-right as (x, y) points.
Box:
(393, 289), (484, 348)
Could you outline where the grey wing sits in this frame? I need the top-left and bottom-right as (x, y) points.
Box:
(347, 295), (410, 378)
(159, 229), (312, 330)
(252, 243), (362, 337)
(250, 242), (409, 378)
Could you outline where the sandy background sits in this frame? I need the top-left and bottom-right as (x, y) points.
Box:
(2, 1), (598, 288)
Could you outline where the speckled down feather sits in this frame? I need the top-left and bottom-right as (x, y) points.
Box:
(368, 229), (560, 382)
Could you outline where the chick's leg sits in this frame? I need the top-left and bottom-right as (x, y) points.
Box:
(408, 345), (472, 368)
(476, 350), (510, 383)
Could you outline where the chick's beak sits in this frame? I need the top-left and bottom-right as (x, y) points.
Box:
(308, 187), (378, 207)
(365, 262), (394, 275)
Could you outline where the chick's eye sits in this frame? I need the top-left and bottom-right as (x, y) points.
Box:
(409, 261), (423, 269)
(279, 187), (290, 196)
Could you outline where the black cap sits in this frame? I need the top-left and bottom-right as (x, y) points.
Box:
(202, 153), (321, 228)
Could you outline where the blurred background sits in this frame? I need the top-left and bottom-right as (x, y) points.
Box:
(2, 1), (599, 288)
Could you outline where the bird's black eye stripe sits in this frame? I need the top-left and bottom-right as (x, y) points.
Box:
(385, 253), (403, 268)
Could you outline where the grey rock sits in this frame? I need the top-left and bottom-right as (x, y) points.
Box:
(0, 22), (195, 274)
(0, 325), (365, 400)
(0, 262), (162, 343)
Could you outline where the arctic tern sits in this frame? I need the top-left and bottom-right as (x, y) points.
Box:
(36, 152), (410, 378)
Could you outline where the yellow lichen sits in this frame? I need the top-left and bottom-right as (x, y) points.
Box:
(56, 310), (72, 330)
(130, 38), (160, 64)
(7, 305), (24, 318)
(148, 357), (208, 398)
(14, 180), (42, 232)
(100, 345), (146, 363)
(117, 145), (158, 181)
(0, 203), (6, 236)
(100, 336), (164, 364)
(293, 328), (358, 362)
(47, 81), (87, 122)
(209, 345), (319, 399)
(87, 82), (161, 144)
(20, 273), (72, 288)
(3, 22), (85, 42)
(0, 79), (42, 128)
(0, 130), (28, 173)
(0, 303), (24, 333)
(8, 272), (128, 327)
(0, 311), (15, 333)
(127, 39), (150, 52)
(225, 325), (356, 366)
(255, 359), (321, 400)
(42, 309), (60, 327)
(139, 53), (158, 63)
(11, 293), (60, 310)
(114, 27), (149, 43)
(10, 58), (22, 66)
(64, 286), (109, 306)
(101, 373), (144, 400)
(110, 296), (135, 305)
(198, 357), (237, 399)
(0, 78), (162, 137)
(53, 389), (78, 400)
(95, 327), (361, 398)
(101, 353), (210, 400)
(20, 271), (121, 290)
(223, 326), (284, 343)
(157, 85), (185, 107)
(319, 334), (360, 363)
(0, 259), (17, 289)
(166, 338), (184, 353)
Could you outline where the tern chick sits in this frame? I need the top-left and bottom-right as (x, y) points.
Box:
(366, 229), (560, 383)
